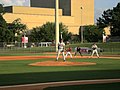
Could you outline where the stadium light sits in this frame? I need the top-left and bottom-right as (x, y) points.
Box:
(55, 0), (59, 52)
(61, 32), (63, 39)
(80, 6), (84, 43)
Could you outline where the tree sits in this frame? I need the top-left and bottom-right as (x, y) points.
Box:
(0, 4), (27, 42)
(0, 4), (7, 29)
(0, 4), (5, 15)
(59, 23), (72, 42)
(111, 3), (120, 36)
(97, 2), (120, 36)
(11, 18), (27, 33)
(97, 9), (112, 28)
(29, 22), (72, 42)
(82, 25), (103, 42)
(0, 4), (13, 42)
(8, 18), (27, 42)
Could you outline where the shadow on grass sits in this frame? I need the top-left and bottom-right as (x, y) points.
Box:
(0, 70), (120, 86)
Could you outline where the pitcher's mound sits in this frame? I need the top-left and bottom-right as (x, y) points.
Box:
(29, 61), (96, 66)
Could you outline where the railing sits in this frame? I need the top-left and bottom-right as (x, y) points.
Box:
(38, 42), (52, 47)
(0, 42), (55, 54)
(0, 42), (53, 48)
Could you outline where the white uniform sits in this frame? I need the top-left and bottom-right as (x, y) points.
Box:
(56, 42), (66, 61)
(91, 44), (99, 58)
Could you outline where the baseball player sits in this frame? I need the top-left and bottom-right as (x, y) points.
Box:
(56, 39), (66, 61)
(74, 46), (83, 56)
(91, 43), (99, 58)
(65, 46), (73, 58)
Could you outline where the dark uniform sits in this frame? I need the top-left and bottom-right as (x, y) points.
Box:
(74, 47), (82, 56)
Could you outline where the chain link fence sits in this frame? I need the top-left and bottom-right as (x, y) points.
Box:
(0, 42), (120, 55)
(0, 42), (56, 54)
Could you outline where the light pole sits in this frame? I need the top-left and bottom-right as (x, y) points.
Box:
(80, 7), (83, 43)
(61, 32), (63, 39)
(55, 0), (59, 52)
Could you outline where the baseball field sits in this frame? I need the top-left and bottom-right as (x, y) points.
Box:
(0, 42), (120, 90)
(0, 55), (120, 90)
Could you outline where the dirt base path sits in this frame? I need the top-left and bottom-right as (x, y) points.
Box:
(0, 55), (119, 66)
(0, 79), (120, 90)
(0, 56), (97, 66)
(0, 55), (119, 61)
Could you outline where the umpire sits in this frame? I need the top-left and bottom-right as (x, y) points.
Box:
(74, 46), (83, 56)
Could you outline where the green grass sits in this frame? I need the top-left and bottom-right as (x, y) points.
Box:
(0, 58), (120, 74)
(0, 58), (120, 86)
(44, 82), (120, 90)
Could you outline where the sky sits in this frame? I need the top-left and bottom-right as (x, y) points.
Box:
(94, 0), (120, 22)
(0, 0), (120, 22)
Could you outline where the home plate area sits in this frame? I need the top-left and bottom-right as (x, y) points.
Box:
(29, 61), (96, 66)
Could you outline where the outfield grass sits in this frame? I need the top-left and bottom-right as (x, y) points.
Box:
(0, 58), (120, 86)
